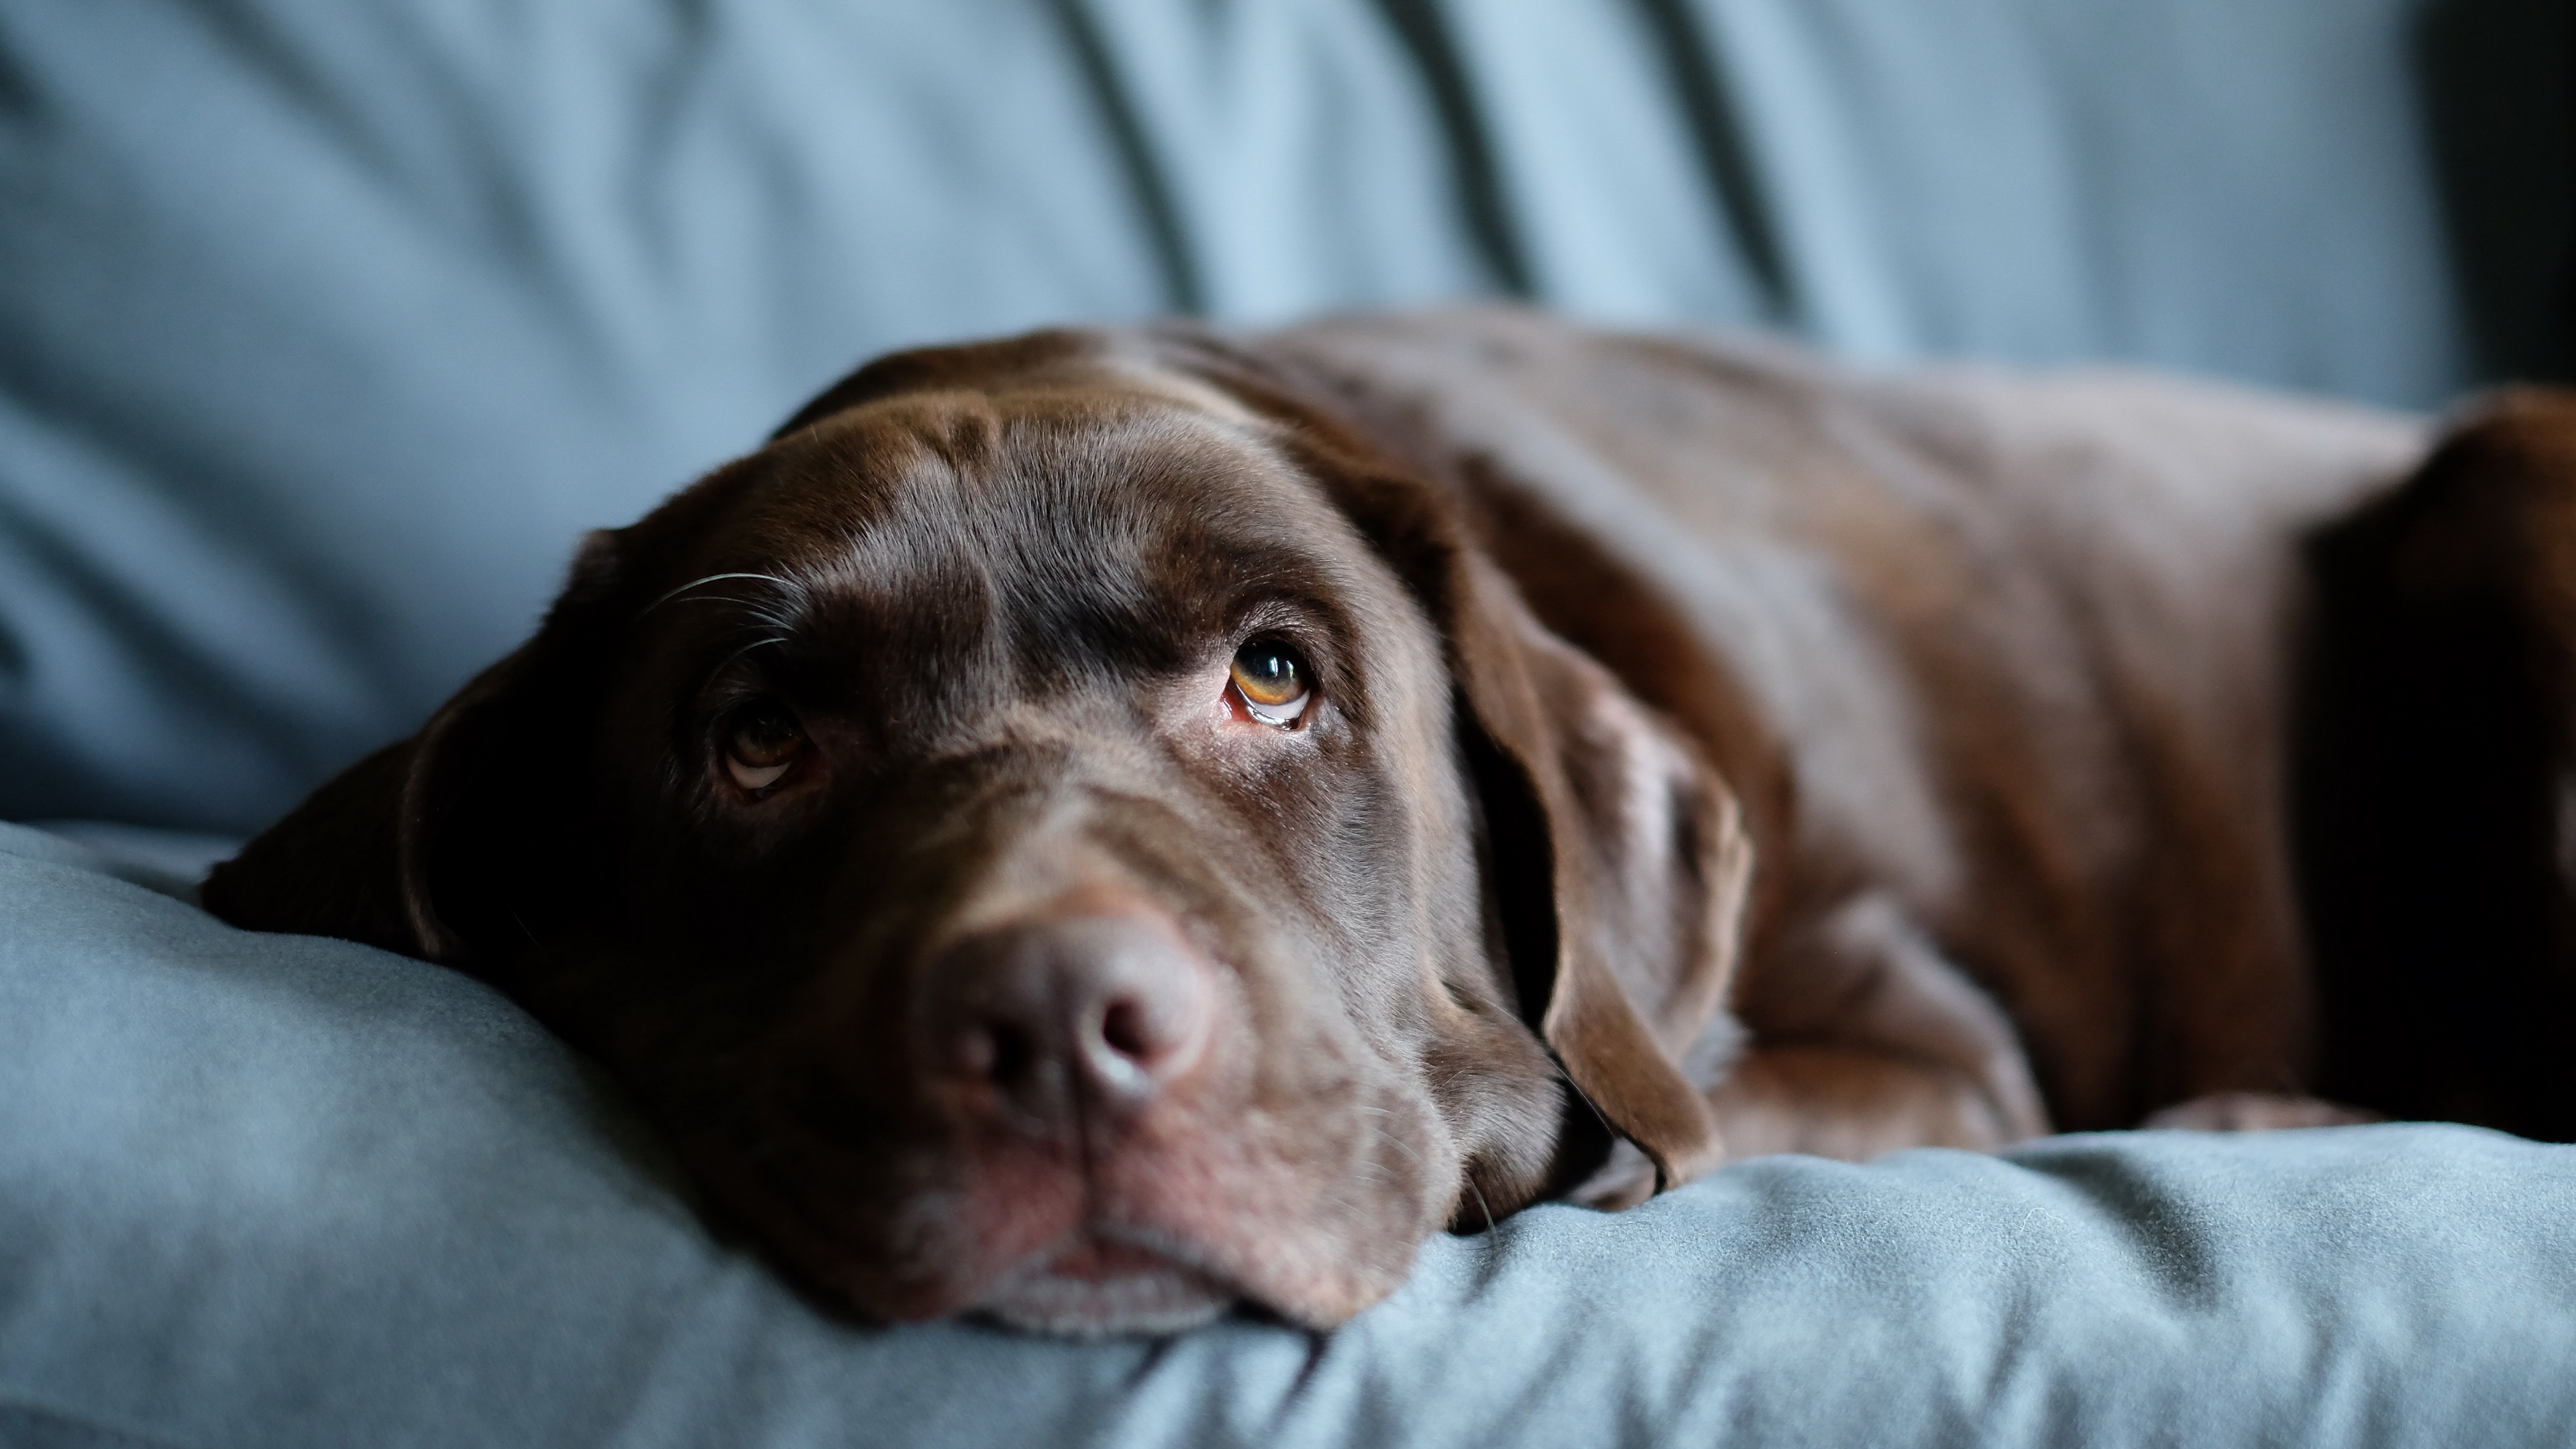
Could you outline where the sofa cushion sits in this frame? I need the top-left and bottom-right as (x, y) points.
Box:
(6, 821), (2576, 1448)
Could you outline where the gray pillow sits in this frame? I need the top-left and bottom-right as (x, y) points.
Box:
(6, 821), (2574, 1448)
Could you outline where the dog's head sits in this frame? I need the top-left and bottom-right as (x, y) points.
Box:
(203, 325), (1753, 1334)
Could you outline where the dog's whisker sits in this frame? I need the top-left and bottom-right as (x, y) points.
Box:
(638, 572), (800, 618)
(1368, 1121), (1424, 1165)
(715, 637), (793, 673)
(1462, 1172), (1498, 1236)
(1552, 1060), (1621, 1142)
(649, 593), (775, 617)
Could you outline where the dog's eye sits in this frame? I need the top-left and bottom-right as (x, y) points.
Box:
(720, 700), (806, 792)
(1229, 640), (1311, 726)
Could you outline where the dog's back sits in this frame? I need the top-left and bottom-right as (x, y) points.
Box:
(1262, 309), (2426, 1138)
(2298, 392), (2576, 1141)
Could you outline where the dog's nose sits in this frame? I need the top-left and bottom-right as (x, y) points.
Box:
(921, 912), (1215, 1127)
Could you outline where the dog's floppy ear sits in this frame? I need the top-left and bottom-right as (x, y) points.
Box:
(1428, 535), (1752, 1195)
(202, 530), (630, 967)
(1146, 326), (1753, 1194)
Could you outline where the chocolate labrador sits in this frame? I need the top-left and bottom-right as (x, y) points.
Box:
(201, 309), (2576, 1334)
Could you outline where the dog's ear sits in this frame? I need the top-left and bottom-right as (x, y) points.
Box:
(1147, 325), (1754, 1195)
(1428, 539), (1752, 1195)
(201, 530), (630, 967)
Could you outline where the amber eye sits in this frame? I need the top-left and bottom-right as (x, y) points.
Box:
(1229, 639), (1311, 725)
(720, 700), (806, 792)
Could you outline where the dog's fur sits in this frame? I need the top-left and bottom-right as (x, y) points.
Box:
(202, 309), (2576, 1334)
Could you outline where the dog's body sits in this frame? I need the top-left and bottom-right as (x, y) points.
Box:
(1259, 313), (2419, 1161)
(204, 309), (2573, 1334)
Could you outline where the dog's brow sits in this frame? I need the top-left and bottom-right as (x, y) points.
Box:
(633, 570), (793, 613)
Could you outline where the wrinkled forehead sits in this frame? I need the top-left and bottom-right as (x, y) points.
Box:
(647, 381), (1385, 686)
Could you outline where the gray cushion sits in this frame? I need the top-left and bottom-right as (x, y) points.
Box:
(0, 0), (2477, 830)
(7, 820), (2575, 1448)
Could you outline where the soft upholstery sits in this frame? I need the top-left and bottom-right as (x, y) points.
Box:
(7, 822), (2575, 1448)
(0, 0), (2492, 831)
(7, 5), (2575, 1445)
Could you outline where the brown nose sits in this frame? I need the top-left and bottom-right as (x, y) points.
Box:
(920, 912), (1215, 1130)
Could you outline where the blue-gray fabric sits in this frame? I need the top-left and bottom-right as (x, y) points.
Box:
(0, 0), (2472, 831)
(5, 821), (2574, 1448)
(6, 7), (2569, 1446)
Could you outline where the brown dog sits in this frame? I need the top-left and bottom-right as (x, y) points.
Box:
(201, 309), (2569, 1335)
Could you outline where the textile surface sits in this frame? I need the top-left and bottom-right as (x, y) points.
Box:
(5, 823), (2573, 1448)
(0, 0), (2477, 829)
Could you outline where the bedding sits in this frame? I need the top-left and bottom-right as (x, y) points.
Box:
(6, 821), (2575, 1447)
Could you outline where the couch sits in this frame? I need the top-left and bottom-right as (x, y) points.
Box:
(5, 3), (2574, 1444)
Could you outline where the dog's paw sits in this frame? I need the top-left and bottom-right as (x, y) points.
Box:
(2141, 1091), (2381, 1132)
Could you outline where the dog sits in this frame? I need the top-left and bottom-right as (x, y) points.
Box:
(202, 308), (2576, 1335)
